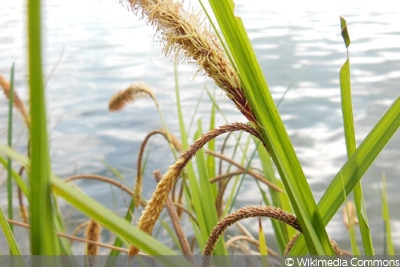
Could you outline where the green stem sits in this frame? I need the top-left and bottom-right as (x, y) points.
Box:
(28, 0), (59, 254)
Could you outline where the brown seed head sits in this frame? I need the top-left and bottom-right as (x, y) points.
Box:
(128, 0), (256, 123)
(109, 83), (157, 111)
(85, 219), (101, 256)
(130, 123), (259, 255)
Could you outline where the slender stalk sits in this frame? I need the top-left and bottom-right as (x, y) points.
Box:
(153, 170), (192, 256)
(7, 219), (129, 253)
(206, 150), (282, 192)
(7, 63), (15, 233)
(65, 174), (135, 196)
(381, 174), (395, 255)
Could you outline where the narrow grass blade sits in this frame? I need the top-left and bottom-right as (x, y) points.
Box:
(107, 144), (156, 256)
(339, 17), (356, 155)
(0, 144), (29, 166)
(339, 16), (374, 255)
(0, 155), (29, 198)
(227, 134), (252, 213)
(258, 217), (270, 267)
(221, 132), (245, 215)
(159, 220), (181, 250)
(7, 63), (15, 232)
(0, 205), (22, 255)
(290, 96), (400, 254)
(207, 92), (216, 180)
(108, 140), (154, 256)
(194, 120), (226, 254)
(107, 199), (135, 258)
(52, 197), (75, 255)
(28, 0), (60, 254)
(208, 0), (333, 254)
(102, 160), (126, 181)
(174, 62), (205, 247)
(381, 174), (395, 255)
(258, 217), (268, 256)
(257, 141), (293, 253)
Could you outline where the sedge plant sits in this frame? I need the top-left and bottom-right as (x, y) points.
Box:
(0, 0), (399, 260)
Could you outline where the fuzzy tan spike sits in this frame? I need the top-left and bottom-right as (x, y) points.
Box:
(109, 83), (158, 111)
(85, 219), (102, 256)
(128, 0), (256, 123)
(129, 122), (259, 255)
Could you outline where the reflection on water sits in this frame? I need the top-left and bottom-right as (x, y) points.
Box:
(1, 0), (399, 253)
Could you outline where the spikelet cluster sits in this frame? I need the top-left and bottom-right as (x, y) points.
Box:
(128, 0), (256, 123)
(85, 219), (101, 256)
(203, 206), (300, 256)
(109, 83), (157, 111)
(202, 205), (344, 258)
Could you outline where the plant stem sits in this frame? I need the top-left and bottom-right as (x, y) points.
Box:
(28, 0), (59, 254)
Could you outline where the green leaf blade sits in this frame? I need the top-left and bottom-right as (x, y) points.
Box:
(28, 0), (60, 254)
(208, 0), (333, 254)
(340, 60), (357, 155)
(381, 174), (395, 255)
(0, 205), (22, 255)
(290, 97), (400, 254)
(339, 16), (374, 255)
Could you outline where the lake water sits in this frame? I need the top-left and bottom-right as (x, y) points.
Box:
(1, 0), (399, 254)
